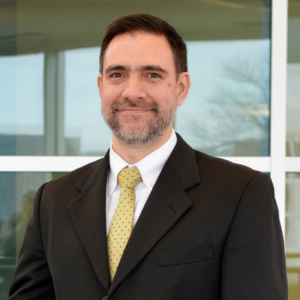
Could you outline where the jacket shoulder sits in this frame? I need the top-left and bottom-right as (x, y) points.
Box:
(193, 150), (268, 186)
(39, 158), (106, 205)
(48, 158), (102, 187)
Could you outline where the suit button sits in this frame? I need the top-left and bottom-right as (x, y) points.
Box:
(102, 297), (107, 300)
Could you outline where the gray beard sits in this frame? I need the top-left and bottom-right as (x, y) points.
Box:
(102, 99), (177, 146)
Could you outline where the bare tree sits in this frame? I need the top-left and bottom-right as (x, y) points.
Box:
(182, 54), (270, 156)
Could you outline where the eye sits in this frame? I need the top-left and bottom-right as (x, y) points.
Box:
(147, 73), (160, 78)
(110, 72), (123, 78)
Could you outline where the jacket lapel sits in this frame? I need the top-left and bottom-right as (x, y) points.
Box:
(109, 134), (201, 294)
(68, 151), (111, 292)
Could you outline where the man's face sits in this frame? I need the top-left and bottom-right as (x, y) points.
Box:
(98, 32), (190, 146)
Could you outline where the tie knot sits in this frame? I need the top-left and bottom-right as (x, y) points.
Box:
(118, 168), (142, 189)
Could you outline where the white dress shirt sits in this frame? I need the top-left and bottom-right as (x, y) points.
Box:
(106, 129), (177, 235)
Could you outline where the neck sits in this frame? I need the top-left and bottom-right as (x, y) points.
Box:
(112, 127), (173, 164)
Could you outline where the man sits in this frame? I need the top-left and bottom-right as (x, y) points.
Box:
(9, 14), (287, 300)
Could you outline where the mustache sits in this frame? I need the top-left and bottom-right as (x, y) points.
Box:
(111, 100), (159, 112)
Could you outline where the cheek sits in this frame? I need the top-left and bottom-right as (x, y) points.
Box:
(147, 87), (175, 106)
(101, 87), (121, 105)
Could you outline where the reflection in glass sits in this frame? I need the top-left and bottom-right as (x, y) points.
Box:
(64, 48), (111, 156)
(63, 39), (271, 157)
(286, 0), (300, 156)
(287, 64), (300, 156)
(286, 173), (300, 300)
(0, 54), (44, 155)
(1, 0), (271, 156)
(176, 39), (270, 156)
(0, 172), (65, 300)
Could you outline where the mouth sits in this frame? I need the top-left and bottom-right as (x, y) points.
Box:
(112, 100), (159, 114)
(117, 108), (152, 114)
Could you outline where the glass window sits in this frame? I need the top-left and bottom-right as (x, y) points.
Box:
(286, 0), (300, 156)
(176, 39), (270, 156)
(0, 172), (66, 299)
(1, 0), (271, 156)
(286, 173), (300, 299)
(64, 48), (112, 156)
(0, 53), (44, 155)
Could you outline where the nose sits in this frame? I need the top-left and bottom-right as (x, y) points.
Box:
(121, 76), (146, 101)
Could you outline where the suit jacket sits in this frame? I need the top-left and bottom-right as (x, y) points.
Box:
(9, 134), (288, 300)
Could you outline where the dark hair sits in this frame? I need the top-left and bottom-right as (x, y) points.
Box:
(99, 14), (187, 76)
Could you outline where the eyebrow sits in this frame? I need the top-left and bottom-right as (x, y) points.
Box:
(105, 65), (128, 75)
(140, 65), (168, 75)
(105, 64), (168, 75)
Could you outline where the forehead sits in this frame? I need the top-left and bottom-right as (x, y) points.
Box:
(103, 32), (175, 70)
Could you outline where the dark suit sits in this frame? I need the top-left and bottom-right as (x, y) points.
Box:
(9, 134), (288, 300)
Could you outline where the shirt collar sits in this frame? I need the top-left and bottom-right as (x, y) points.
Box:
(108, 129), (177, 195)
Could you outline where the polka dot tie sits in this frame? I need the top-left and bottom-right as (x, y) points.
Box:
(107, 167), (142, 281)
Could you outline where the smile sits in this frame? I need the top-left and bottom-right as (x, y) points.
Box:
(112, 102), (158, 114)
(117, 108), (152, 113)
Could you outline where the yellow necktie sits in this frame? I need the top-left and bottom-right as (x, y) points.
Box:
(107, 167), (142, 281)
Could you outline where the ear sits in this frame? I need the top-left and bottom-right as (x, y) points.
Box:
(176, 72), (191, 106)
(97, 74), (102, 96)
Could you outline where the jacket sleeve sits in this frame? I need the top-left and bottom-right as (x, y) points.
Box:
(221, 173), (288, 300)
(8, 183), (56, 300)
